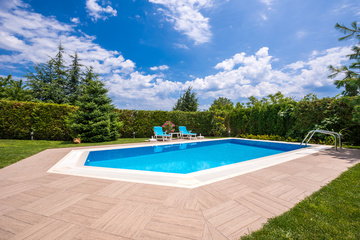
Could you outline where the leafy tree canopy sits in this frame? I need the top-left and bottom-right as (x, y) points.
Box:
(328, 21), (360, 96)
(173, 86), (199, 112)
(0, 75), (34, 102)
(209, 97), (234, 111)
(245, 92), (294, 108)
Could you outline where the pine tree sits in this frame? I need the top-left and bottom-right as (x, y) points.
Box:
(51, 43), (69, 103)
(328, 21), (360, 96)
(68, 67), (120, 142)
(68, 52), (82, 105)
(27, 43), (69, 104)
(173, 86), (199, 112)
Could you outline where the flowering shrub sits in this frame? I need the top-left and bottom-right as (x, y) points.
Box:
(211, 113), (226, 137)
(162, 121), (175, 133)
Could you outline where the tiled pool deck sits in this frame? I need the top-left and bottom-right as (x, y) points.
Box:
(0, 141), (359, 239)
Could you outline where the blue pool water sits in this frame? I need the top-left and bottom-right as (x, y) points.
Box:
(85, 139), (304, 174)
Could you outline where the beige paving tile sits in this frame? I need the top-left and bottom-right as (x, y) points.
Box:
(67, 179), (111, 194)
(0, 182), (38, 199)
(163, 188), (200, 210)
(204, 222), (229, 240)
(4, 209), (46, 225)
(21, 191), (88, 216)
(75, 228), (129, 240)
(11, 219), (76, 240)
(194, 186), (231, 210)
(0, 228), (14, 240)
(146, 207), (204, 238)
(0, 215), (32, 234)
(0, 204), (15, 215)
(217, 210), (262, 239)
(0, 193), (39, 208)
(126, 184), (174, 204)
(23, 186), (60, 198)
(232, 174), (273, 189)
(138, 229), (190, 240)
(92, 199), (158, 238)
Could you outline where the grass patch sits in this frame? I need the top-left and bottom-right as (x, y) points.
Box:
(0, 138), (148, 169)
(241, 162), (360, 240)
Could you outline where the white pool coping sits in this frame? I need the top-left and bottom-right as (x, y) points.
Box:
(47, 138), (331, 188)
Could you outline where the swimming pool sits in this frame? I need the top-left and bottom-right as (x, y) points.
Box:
(48, 138), (330, 188)
(85, 139), (303, 174)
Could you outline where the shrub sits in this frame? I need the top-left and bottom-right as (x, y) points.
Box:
(0, 100), (75, 140)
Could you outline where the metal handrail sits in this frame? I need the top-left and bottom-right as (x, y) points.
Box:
(301, 130), (341, 150)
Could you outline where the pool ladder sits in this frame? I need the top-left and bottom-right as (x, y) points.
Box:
(301, 130), (342, 150)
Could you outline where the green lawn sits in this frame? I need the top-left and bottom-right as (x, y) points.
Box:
(0, 138), (148, 169)
(241, 162), (360, 240)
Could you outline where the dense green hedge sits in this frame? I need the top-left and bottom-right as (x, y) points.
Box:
(228, 97), (359, 145)
(1, 97), (359, 145)
(0, 100), (76, 140)
(116, 110), (216, 138)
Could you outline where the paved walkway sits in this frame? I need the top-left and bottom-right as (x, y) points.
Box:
(0, 142), (359, 240)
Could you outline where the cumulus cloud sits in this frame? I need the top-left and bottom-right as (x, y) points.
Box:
(186, 46), (351, 100)
(0, 0), (135, 78)
(70, 17), (80, 24)
(107, 72), (182, 110)
(149, 0), (212, 44)
(0, 0), (183, 110)
(85, 0), (117, 22)
(150, 65), (169, 71)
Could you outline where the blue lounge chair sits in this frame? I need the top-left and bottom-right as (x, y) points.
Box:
(179, 126), (197, 140)
(153, 126), (171, 141)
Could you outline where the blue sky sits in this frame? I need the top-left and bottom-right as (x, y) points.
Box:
(0, 0), (359, 110)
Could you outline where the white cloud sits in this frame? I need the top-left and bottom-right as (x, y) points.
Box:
(106, 72), (182, 110)
(149, 0), (212, 44)
(174, 43), (189, 49)
(85, 0), (117, 22)
(0, 1), (132, 77)
(150, 65), (169, 71)
(214, 47), (271, 71)
(0, 0), (182, 110)
(186, 46), (351, 100)
(260, 0), (272, 9)
(70, 17), (80, 24)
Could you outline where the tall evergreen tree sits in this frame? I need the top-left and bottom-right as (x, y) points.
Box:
(51, 43), (69, 103)
(173, 86), (199, 112)
(68, 52), (82, 105)
(27, 43), (70, 104)
(68, 67), (120, 142)
(328, 21), (360, 96)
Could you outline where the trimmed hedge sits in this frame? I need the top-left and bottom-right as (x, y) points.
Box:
(0, 100), (76, 140)
(228, 97), (359, 145)
(116, 109), (217, 138)
(1, 97), (359, 145)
